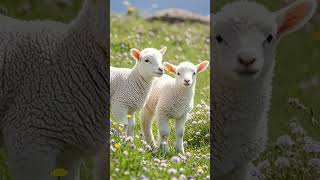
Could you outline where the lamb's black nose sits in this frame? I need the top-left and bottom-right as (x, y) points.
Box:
(158, 67), (163, 72)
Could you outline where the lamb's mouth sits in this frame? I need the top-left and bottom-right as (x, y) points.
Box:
(154, 71), (163, 76)
(184, 83), (191, 86)
(234, 69), (259, 76)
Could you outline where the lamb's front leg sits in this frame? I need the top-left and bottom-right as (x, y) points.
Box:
(127, 112), (135, 137)
(157, 115), (170, 153)
(175, 114), (187, 154)
(112, 107), (128, 135)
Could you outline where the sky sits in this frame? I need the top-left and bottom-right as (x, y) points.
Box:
(110, 0), (210, 16)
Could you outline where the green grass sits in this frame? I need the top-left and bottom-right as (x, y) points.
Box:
(110, 15), (210, 179)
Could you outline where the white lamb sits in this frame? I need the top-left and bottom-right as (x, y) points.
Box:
(140, 61), (209, 154)
(212, 0), (317, 179)
(110, 47), (167, 137)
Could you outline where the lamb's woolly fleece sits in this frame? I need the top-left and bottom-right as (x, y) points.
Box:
(141, 62), (196, 146)
(0, 0), (108, 179)
(110, 48), (164, 124)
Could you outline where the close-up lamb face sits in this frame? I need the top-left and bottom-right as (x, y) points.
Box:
(212, 0), (316, 84)
(213, 2), (278, 83)
(131, 47), (167, 78)
(164, 61), (209, 88)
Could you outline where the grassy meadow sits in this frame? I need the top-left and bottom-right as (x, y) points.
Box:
(213, 1), (320, 179)
(110, 15), (210, 179)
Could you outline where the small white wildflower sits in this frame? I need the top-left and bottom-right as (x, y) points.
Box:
(124, 171), (130, 175)
(125, 136), (133, 142)
(275, 157), (290, 169)
(142, 166), (148, 172)
(276, 135), (294, 147)
(291, 126), (304, 135)
(170, 177), (178, 180)
(179, 174), (187, 180)
(129, 143), (136, 149)
(179, 168), (185, 174)
(186, 152), (192, 157)
(191, 121), (198, 125)
(303, 137), (320, 153)
(308, 158), (320, 172)
(154, 158), (161, 163)
(115, 168), (120, 172)
(160, 162), (167, 168)
(205, 134), (210, 138)
(168, 168), (177, 174)
(171, 156), (181, 163)
(196, 104), (202, 109)
(257, 160), (271, 171)
(195, 132), (201, 136)
(123, 151), (128, 156)
(138, 148), (145, 153)
(197, 169), (204, 175)
(180, 155), (187, 161)
(205, 105), (210, 111)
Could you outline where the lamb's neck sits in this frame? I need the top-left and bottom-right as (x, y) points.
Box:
(130, 67), (154, 91)
(214, 76), (272, 112)
(174, 82), (195, 102)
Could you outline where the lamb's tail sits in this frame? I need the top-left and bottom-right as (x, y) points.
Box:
(140, 105), (155, 146)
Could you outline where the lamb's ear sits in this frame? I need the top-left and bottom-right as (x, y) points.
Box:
(163, 62), (176, 74)
(274, 0), (317, 38)
(159, 46), (167, 55)
(196, 61), (209, 73)
(130, 48), (141, 61)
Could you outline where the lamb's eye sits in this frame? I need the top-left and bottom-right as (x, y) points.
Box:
(177, 73), (180, 75)
(193, 72), (196, 75)
(266, 34), (273, 43)
(216, 35), (223, 43)
(145, 59), (149, 62)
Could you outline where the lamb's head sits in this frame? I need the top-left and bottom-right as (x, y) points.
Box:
(131, 47), (167, 79)
(163, 61), (209, 88)
(212, 0), (316, 84)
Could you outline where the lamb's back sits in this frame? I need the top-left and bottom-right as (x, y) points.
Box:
(110, 66), (131, 98)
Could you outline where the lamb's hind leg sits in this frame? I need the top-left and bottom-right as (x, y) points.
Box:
(140, 106), (156, 146)
(157, 114), (170, 153)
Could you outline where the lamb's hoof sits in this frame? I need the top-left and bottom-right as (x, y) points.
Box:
(176, 149), (185, 155)
(160, 142), (169, 154)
